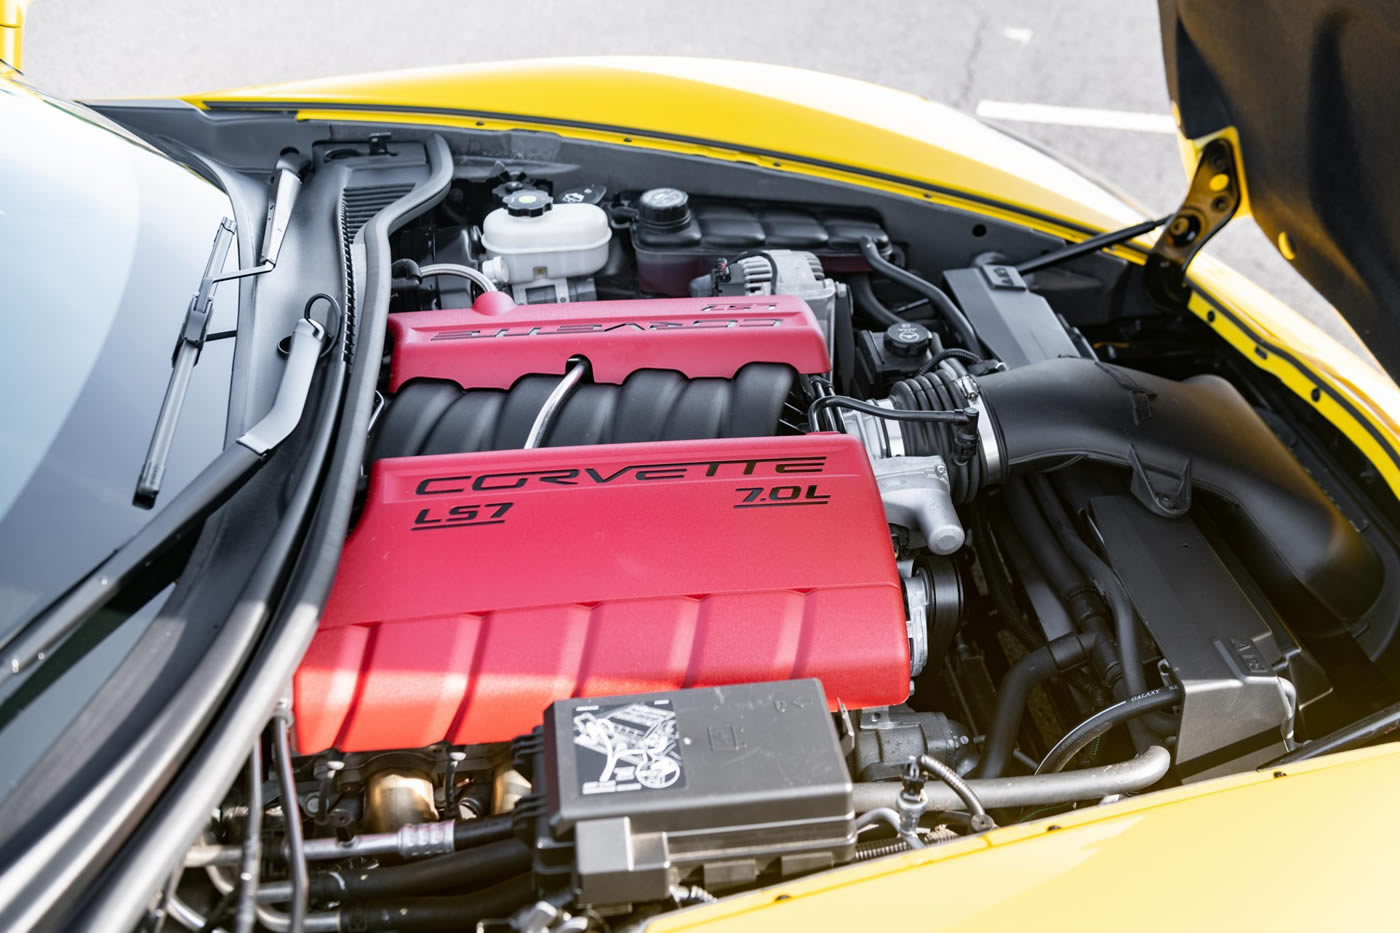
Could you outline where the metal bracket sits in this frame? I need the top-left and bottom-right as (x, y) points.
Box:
(1144, 136), (1242, 307)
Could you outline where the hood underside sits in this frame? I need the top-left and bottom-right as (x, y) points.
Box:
(1160, 1), (1400, 379)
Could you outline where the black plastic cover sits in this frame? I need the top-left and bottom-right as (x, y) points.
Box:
(517, 679), (853, 905)
(1159, 1), (1400, 375)
(944, 264), (1081, 367)
(372, 364), (795, 458)
(1090, 495), (1327, 779)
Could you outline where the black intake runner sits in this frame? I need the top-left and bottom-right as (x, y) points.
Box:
(373, 363), (794, 457)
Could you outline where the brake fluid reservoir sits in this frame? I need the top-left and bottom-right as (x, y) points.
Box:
(480, 188), (611, 285)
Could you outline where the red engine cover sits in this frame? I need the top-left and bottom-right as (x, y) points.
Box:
(294, 434), (908, 753)
(385, 293), (831, 390)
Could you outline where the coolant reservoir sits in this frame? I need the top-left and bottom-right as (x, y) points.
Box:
(480, 187), (611, 285)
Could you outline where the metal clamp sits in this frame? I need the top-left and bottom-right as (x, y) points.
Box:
(957, 374), (1003, 484)
(895, 761), (929, 848)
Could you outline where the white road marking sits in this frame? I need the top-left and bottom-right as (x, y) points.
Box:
(975, 100), (1178, 134)
(1002, 27), (1033, 44)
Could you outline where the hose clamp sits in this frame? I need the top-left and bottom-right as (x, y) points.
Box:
(957, 375), (1003, 484)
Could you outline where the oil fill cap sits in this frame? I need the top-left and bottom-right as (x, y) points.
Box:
(884, 321), (933, 357)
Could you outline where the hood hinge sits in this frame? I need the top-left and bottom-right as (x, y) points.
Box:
(1144, 136), (1242, 307)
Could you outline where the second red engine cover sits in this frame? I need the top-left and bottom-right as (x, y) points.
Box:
(294, 434), (908, 753)
(385, 293), (831, 391)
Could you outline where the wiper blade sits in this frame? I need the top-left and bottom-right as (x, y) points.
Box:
(133, 219), (236, 507)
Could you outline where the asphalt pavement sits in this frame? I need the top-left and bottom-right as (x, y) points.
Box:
(23, 0), (1357, 352)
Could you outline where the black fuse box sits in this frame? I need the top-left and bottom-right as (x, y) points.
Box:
(513, 679), (855, 907)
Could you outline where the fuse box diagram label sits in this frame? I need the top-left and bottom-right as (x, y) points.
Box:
(573, 699), (685, 795)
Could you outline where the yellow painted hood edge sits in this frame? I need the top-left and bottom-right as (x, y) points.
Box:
(187, 56), (1145, 235)
(645, 742), (1400, 931)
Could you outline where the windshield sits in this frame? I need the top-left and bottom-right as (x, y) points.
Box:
(0, 83), (238, 793)
(0, 83), (237, 640)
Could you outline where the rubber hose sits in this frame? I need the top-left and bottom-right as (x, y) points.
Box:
(1026, 476), (1179, 737)
(858, 237), (980, 352)
(452, 813), (514, 849)
(917, 347), (982, 376)
(306, 839), (530, 902)
(849, 273), (904, 327)
(1003, 481), (1123, 689)
(988, 508), (1103, 700)
(853, 746), (1171, 812)
(1002, 481), (1169, 744)
(342, 875), (534, 933)
(977, 632), (1101, 779)
(968, 506), (1045, 652)
(1037, 686), (1184, 774)
(1027, 476), (1147, 700)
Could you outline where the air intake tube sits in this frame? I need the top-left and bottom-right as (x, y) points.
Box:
(886, 357), (1381, 624)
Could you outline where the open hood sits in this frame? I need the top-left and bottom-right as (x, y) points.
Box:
(1159, 1), (1400, 378)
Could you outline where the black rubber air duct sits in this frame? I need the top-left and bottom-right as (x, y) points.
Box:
(976, 358), (1381, 623)
(886, 357), (1381, 623)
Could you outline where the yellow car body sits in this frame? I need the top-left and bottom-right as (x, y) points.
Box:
(5, 34), (1397, 929)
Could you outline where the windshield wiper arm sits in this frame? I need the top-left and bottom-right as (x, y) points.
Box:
(209, 152), (306, 284)
(133, 219), (236, 507)
(133, 153), (310, 507)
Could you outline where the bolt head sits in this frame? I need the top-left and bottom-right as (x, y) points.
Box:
(1166, 214), (1201, 247)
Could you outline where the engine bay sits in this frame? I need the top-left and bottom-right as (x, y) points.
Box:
(178, 144), (1400, 932)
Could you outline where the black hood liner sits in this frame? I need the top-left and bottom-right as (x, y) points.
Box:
(1159, 1), (1400, 378)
